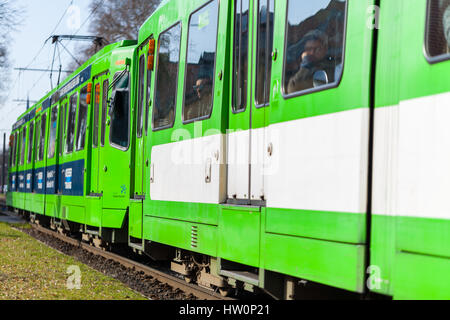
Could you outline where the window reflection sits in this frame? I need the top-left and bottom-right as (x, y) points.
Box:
(284, 0), (346, 95)
(153, 23), (181, 129)
(184, 0), (219, 122)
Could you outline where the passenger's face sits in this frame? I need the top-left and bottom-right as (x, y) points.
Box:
(302, 39), (326, 62)
(195, 79), (209, 99)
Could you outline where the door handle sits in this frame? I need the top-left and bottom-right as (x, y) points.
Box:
(150, 163), (154, 183)
(267, 143), (273, 157)
(205, 158), (211, 183)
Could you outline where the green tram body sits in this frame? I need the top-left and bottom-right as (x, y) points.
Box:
(6, 0), (450, 299)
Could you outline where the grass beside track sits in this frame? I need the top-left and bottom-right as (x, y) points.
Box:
(0, 222), (147, 300)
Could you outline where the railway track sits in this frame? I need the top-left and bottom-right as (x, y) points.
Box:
(26, 222), (235, 301)
(0, 200), (234, 300)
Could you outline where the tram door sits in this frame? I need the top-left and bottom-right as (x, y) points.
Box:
(98, 68), (131, 211)
(227, 0), (273, 204)
(90, 73), (109, 195)
(222, 0), (274, 268)
(134, 39), (152, 198)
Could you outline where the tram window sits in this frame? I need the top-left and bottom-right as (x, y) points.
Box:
(14, 132), (19, 166)
(183, 0), (219, 122)
(137, 54), (145, 137)
(283, 0), (346, 95)
(76, 86), (89, 151)
(110, 72), (130, 149)
(425, 0), (450, 60)
(13, 132), (18, 167)
(101, 79), (109, 147)
(145, 63), (152, 134)
(27, 122), (34, 163)
(93, 85), (100, 148)
(38, 114), (46, 161)
(66, 93), (78, 154)
(153, 22), (181, 130)
(34, 120), (40, 163)
(232, 0), (249, 112)
(48, 107), (58, 158)
(256, 0), (274, 106)
(20, 128), (26, 165)
(59, 103), (66, 156)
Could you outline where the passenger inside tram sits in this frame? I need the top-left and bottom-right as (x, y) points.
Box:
(286, 30), (335, 94)
(283, 0), (346, 95)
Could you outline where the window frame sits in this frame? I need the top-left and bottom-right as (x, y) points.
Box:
(424, 0), (450, 64)
(152, 21), (183, 132)
(281, 0), (349, 100)
(182, 0), (220, 124)
(109, 71), (131, 151)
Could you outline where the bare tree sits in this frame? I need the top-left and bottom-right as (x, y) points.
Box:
(0, 0), (22, 104)
(69, 0), (161, 70)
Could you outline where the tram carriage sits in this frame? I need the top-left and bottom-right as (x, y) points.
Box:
(6, 0), (450, 299)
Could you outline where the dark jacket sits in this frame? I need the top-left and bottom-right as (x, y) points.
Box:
(287, 58), (335, 94)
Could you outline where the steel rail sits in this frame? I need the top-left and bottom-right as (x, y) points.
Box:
(29, 223), (234, 301)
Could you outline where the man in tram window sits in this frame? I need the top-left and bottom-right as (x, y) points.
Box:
(185, 53), (214, 121)
(286, 29), (335, 94)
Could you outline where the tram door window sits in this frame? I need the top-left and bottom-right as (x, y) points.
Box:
(20, 127), (26, 165)
(38, 114), (46, 162)
(183, 0), (219, 122)
(93, 84), (100, 148)
(101, 79), (109, 147)
(109, 72), (130, 149)
(137, 55), (146, 138)
(255, 0), (274, 106)
(27, 122), (34, 164)
(153, 22), (182, 130)
(34, 120), (40, 164)
(66, 93), (78, 154)
(48, 107), (58, 159)
(145, 58), (152, 134)
(13, 132), (17, 167)
(283, 0), (346, 95)
(76, 86), (89, 151)
(135, 50), (147, 197)
(232, 0), (249, 112)
(426, 0), (450, 59)
(59, 103), (67, 157)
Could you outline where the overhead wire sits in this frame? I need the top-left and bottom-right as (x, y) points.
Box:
(0, 0), (75, 119)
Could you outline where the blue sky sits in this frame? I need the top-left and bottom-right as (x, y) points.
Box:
(0, 0), (92, 137)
